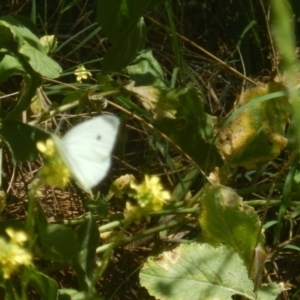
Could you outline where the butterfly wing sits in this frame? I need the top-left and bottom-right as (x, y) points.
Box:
(54, 115), (119, 191)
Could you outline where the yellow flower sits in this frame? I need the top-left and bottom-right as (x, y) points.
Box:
(124, 175), (170, 220)
(37, 138), (55, 156)
(0, 228), (32, 279)
(37, 139), (70, 189)
(74, 65), (92, 82)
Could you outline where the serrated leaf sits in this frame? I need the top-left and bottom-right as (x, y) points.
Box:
(257, 282), (282, 300)
(0, 120), (50, 162)
(199, 184), (265, 270)
(140, 243), (255, 300)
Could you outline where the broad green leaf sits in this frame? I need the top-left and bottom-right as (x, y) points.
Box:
(257, 282), (282, 300)
(0, 16), (61, 78)
(19, 41), (61, 79)
(0, 52), (25, 83)
(37, 224), (79, 264)
(97, 0), (165, 42)
(140, 243), (255, 300)
(26, 268), (58, 300)
(98, 0), (165, 73)
(0, 120), (50, 162)
(215, 83), (290, 169)
(127, 50), (166, 86)
(101, 18), (146, 74)
(76, 215), (99, 284)
(199, 184), (266, 272)
(0, 16), (61, 118)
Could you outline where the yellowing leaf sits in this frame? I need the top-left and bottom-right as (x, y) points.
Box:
(215, 83), (290, 169)
(124, 82), (177, 119)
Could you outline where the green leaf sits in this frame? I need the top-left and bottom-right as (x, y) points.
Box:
(0, 280), (22, 299)
(97, 0), (164, 42)
(0, 16), (61, 78)
(215, 83), (290, 169)
(171, 166), (200, 202)
(199, 184), (265, 270)
(0, 52), (25, 82)
(0, 16), (61, 118)
(76, 215), (99, 284)
(101, 18), (146, 74)
(98, 0), (166, 73)
(257, 282), (282, 300)
(140, 243), (255, 300)
(0, 120), (50, 162)
(26, 268), (58, 300)
(62, 90), (85, 105)
(127, 50), (166, 86)
(20, 41), (61, 78)
(283, 244), (300, 251)
(37, 224), (79, 264)
(263, 220), (279, 229)
(6, 72), (43, 120)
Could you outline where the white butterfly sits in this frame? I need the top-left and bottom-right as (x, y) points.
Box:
(52, 115), (119, 191)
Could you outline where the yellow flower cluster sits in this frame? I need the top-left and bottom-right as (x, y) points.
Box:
(37, 139), (70, 189)
(124, 175), (170, 220)
(74, 65), (92, 82)
(0, 228), (32, 279)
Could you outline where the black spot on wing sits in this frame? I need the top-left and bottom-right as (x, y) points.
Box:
(96, 134), (102, 141)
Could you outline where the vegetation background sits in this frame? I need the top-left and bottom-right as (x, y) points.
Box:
(0, 0), (300, 299)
